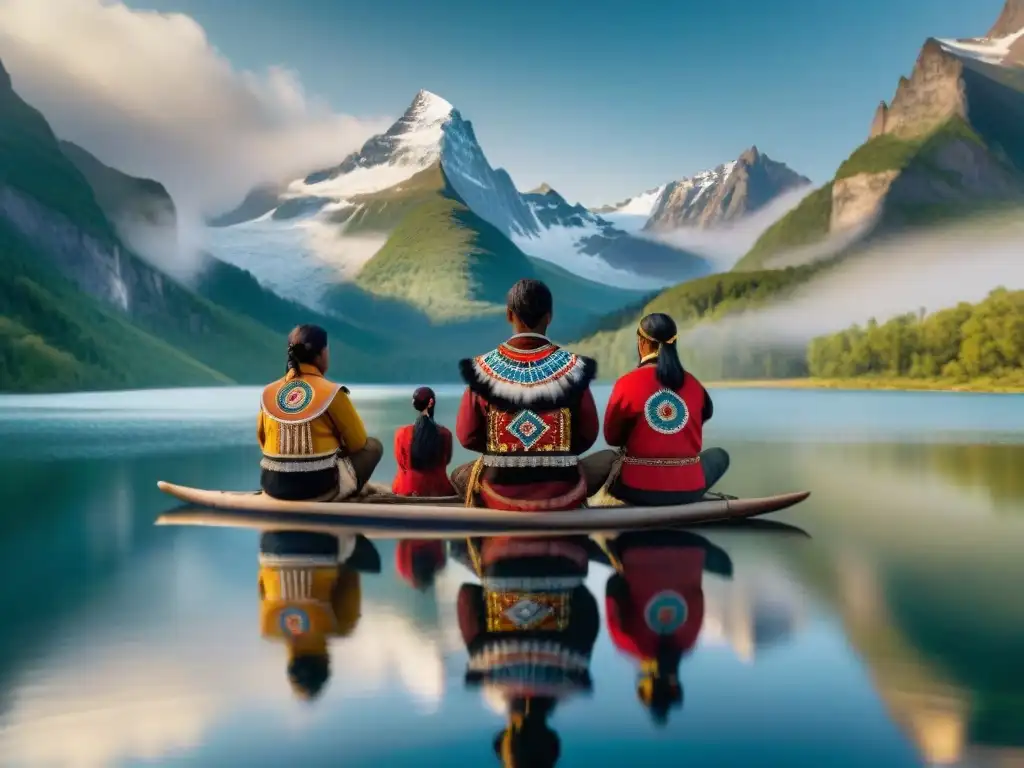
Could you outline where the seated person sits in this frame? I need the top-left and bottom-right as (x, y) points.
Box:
(257, 324), (382, 501)
(596, 312), (729, 506)
(448, 279), (608, 511)
(392, 387), (457, 497)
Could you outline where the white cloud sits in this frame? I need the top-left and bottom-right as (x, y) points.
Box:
(0, 0), (391, 232)
(688, 210), (1024, 347)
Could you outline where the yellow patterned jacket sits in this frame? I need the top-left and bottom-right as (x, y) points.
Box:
(258, 560), (362, 658)
(257, 363), (368, 460)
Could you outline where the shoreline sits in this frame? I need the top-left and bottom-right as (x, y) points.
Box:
(705, 378), (1024, 394)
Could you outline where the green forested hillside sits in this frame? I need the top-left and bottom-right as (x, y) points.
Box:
(571, 266), (819, 380)
(0, 59), (292, 392)
(0, 220), (229, 392)
(350, 163), (649, 328)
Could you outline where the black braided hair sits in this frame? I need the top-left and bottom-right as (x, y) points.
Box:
(639, 313), (684, 390)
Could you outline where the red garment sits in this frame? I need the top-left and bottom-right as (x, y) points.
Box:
(604, 366), (707, 493)
(605, 546), (706, 660)
(456, 334), (598, 512)
(391, 423), (456, 497)
(395, 540), (446, 589)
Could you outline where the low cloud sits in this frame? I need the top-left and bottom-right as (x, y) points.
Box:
(640, 185), (818, 270)
(688, 211), (1024, 347)
(0, 0), (390, 272)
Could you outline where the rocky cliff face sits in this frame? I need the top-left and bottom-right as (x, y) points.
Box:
(989, 0), (1024, 39)
(59, 139), (179, 269)
(0, 58), (207, 326)
(738, 0), (1024, 270)
(0, 183), (131, 310)
(868, 41), (968, 141)
(598, 148), (809, 234)
(839, 1), (1024, 232)
(646, 146), (810, 230)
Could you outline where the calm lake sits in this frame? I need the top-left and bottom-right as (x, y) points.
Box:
(0, 385), (1022, 768)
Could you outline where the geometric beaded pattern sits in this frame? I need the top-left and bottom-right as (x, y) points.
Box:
(505, 409), (550, 450)
(643, 389), (689, 435)
(278, 606), (311, 636)
(503, 598), (555, 629)
(643, 590), (688, 635)
(486, 590), (570, 632)
(475, 346), (580, 386)
(277, 380), (315, 414)
(487, 408), (571, 453)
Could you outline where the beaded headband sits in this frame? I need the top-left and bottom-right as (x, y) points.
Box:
(637, 326), (678, 345)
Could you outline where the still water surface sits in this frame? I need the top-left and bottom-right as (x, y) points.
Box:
(0, 386), (1022, 767)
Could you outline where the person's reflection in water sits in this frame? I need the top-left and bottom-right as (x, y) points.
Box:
(257, 530), (380, 700)
(599, 530), (733, 726)
(451, 535), (601, 767)
(395, 539), (448, 591)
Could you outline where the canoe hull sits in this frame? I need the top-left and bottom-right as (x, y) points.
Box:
(155, 481), (810, 534)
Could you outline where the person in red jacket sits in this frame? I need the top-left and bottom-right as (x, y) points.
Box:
(391, 387), (458, 498)
(600, 312), (730, 506)
(449, 279), (610, 511)
(603, 529), (733, 725)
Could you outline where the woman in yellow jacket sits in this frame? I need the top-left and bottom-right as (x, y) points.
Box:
(257, 324), (382, 500)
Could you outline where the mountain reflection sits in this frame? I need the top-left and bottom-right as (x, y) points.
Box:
(794, 544), (1024, 767)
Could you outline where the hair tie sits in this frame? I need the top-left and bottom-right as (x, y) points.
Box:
(638, 326), (677, 345)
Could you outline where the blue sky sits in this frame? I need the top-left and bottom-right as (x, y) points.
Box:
(126, 0), (1006, 206)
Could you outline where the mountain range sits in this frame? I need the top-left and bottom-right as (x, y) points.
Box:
(208, 89), (722, 301)
(4, 0), (1022, 393)
(572, 0), (1024, 380)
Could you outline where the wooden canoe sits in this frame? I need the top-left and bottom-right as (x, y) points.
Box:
(155, 480), (809, 534)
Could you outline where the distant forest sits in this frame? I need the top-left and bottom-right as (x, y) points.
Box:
(806, 288), (1024, 385)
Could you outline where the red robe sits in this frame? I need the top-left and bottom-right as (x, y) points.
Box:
(604, 364), (711, 493)
(605, 545), (706, 660)
(457, 334), (598, 511)
(391, 423), (456, 497)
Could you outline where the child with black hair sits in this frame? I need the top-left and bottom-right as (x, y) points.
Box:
(392, 386), (457, 497)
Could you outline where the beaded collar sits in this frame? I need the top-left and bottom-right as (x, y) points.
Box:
(459, 335), (597, 410)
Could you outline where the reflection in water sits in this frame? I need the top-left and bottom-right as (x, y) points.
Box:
(795, 542), (1024, 767)
(2, 387), (1024, 766)
(452, 536), (599, 767)
(257, 531), (378, 700)
(599, 530), (733, 725)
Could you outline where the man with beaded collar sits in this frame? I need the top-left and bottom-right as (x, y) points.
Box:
(450, 279), (615, 511)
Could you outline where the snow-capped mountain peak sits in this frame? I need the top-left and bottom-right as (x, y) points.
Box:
(210, 88), (711, 295)
(410, 89), (454, 119)
(937, 28), (1024, 65)
(597, 147), (809, 233)
(594, 162), (739, 234)
(283, 90), (463, 199)
(937, 0), (1024, 65)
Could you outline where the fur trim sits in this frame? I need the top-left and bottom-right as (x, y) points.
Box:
(458, 349), (597, 411)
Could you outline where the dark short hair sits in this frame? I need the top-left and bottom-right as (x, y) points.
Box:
(507, 279), (553, 329)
